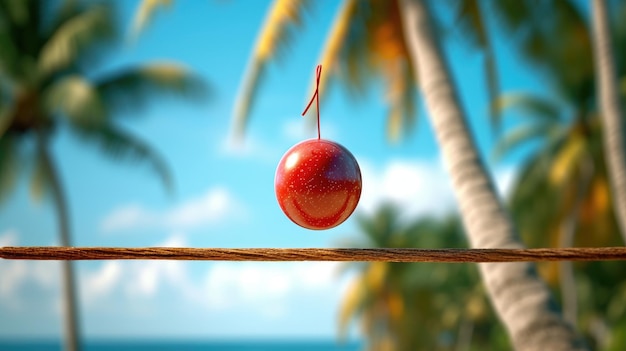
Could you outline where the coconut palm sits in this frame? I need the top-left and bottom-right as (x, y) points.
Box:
(491, 0), (626, 321)
(337, 204), (421, 351)
(339, 205), (505, 351)
(227, 0), (585, 349)
(590, 0), (626, 243)
(399, 2), (584, 349)
(232, 0), (420, 142)
(0, 1), (206, 350)
(493, 91), (621, 329)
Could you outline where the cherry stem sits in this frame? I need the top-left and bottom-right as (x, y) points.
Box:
(302, 64), (322, 140)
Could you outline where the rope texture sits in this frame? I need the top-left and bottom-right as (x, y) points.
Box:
(2, 247), (626, 262)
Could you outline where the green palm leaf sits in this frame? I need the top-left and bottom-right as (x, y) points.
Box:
(232, 0), (310, 139)
(492, 92), (562, 121)
(338, 277), (368, 339)
(0, 0), (30, 26)
(0, 135), (19, 204)
(492, 121), (560, 161)
(0, 26), (21, 82)
(303, 0), (357, 129)
(130, 0), (172, 40)
(95, 63), (208, 114)
(0, 106), (12, 139)
(453, 0), (500, 134)
(0, 0), (39, 83)
(30, 146), (52, 202)
(44, 75), (106, 126)
(71, 124), (173, 192)
(38, 4), (114, 77)
(385, 60), (418, 142)
(491, 0), (592, 102)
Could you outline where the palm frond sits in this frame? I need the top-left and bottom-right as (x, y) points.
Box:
(129, 0), (172, 40)
(232, 0), (309, 139)
(0, 0), (40, 83)
(30, 146), (52, 202)
(355, 203), (403, 247)
(619, 75), (626, 97)
(338, 277), (367, 339)
(338, 0), (373, 98)
(340, 0), (418, 142)
(453, 0), (500, 134)
(46, 0), (81, 36)
(0, 0), (30, 26)
(492, 92), (561, 121)
(0, 135), (19, 204)
(71, 124), (173, 193)
(550, 133), (585, 187)
(492, 121), (559, 161)
(384, 59), (417, 142)
(0, 26), (21, 82)
(0, 106), (12, 139)
(387, 105), (403, 143)
(38, 4), (114, 77)
(508, 136), (572, 245)
(96, 62), (208, 114)
(44, 75), (106, 126)
(303, 0), (358, 127)
(491, 0), (592, 101)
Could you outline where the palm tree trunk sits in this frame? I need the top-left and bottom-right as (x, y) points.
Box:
(398, 1), (586, 350)
(591, 0), (626, 244)
(36, 131), (81, 351)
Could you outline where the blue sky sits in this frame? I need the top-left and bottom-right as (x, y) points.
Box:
(0, 0), (558, 341)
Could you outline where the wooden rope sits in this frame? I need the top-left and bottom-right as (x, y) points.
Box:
(1, 247), (626, 262)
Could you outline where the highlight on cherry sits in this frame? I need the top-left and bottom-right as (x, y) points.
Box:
(274, 65), (362, 230)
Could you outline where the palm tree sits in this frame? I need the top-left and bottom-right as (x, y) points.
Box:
(232, 0), (419, 142)
(590, 0), (626, 243)
(229, 0), (585, 349)
(399, 2), (584, 349)
(491, 1), (626, 344)
(340, 205), (506, 351)
(493, 91), (620, 330)
(0, 1), (206, 350)
(338, 204), (419, 351)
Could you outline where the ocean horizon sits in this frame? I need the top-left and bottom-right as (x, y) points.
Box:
(0, 339), (363, 351)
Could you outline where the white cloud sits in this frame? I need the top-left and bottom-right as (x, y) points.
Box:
(100, 205), (153, 231)
(81, 233), (195, 307)
(0, 229), (18, 247)
(358, 159), (455, 218)
(202, 261), (346, 319)
(78, 229), (349, 321)
(165, 189), (236, 228)
(0, 230), (61, 311)
(0, 260), (61, 312)
(101, 187), (246, 232)
(358, 159), (516, 218)
(0, 230), (353, 334)
(1, 231), (28, 299)
(82, 261), (123, 304)
(0, 260), (27, 299)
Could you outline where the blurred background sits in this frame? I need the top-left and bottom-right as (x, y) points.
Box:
(1, 0), (625, 350)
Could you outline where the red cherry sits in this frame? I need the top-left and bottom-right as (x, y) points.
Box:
(275, 139), (362, 230)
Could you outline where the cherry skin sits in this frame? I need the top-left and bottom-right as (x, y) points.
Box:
(275, 139), (362, 230)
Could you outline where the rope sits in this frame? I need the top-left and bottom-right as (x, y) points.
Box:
(2, 247), (626, 262)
